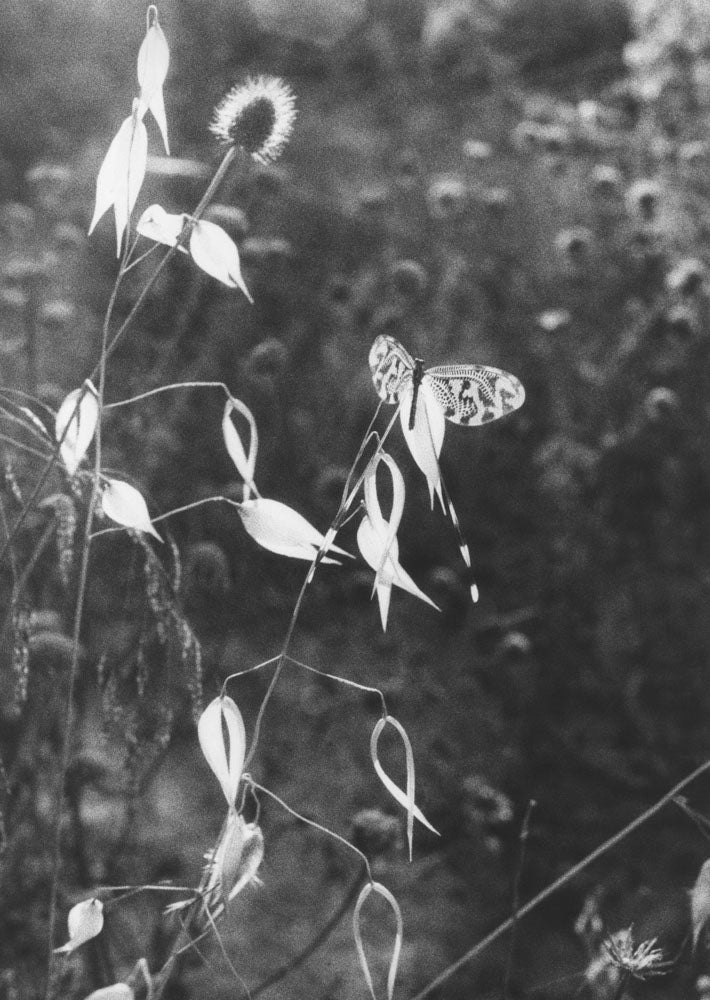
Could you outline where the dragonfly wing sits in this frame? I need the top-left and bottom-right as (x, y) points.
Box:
(369, 334), (415, 404)
(425, 365), (525, 425)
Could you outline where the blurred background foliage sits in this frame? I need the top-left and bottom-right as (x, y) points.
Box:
(5, 0), (710, 998)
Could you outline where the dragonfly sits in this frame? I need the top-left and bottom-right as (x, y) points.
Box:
(368, 334), (526, 601)
(369, 334), (525, 430)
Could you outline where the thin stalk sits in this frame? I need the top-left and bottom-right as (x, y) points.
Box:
(0, 150), (239, 575)
(98, 146), (237, 369)
(611, 970), (631, 1000)
(503, 799), (535, 1000)
(408, 756), (710, 1000)
(44, 241), (125, 997)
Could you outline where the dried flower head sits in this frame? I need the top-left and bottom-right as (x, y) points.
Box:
(603, 927), (670, 980)
(210, 76), (296, 164)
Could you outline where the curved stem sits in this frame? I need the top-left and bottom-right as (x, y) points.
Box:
(251, 865), (367, 998)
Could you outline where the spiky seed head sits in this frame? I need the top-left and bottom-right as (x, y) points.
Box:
(210, 76), (296, 164)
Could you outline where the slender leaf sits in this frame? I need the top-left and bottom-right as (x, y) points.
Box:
(84, 986), (134, 1000)
(101, 479), (162, 540)
(54, 898), (104, 954)
(353, 881), (403, 1000)
(189, 220), (253, 302)
(136, 204), (187, 248)
(222, 398), (259, 501)
(238, 498), (351, 562)
(137, 4), (170, 153)
(371, 715), (439, 860)
(89, 106), (148, 256)
(55, 381), (99, 476)
(197, 696), (246, 809)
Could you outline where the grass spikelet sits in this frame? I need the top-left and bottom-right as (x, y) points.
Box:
(11, 603), (31, 710)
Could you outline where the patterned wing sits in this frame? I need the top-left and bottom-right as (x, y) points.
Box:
(369, 334), (415, 404)
(424, 364), (525, 426)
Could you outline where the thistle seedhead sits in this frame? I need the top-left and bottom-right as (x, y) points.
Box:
(603, 926), (670, 980)
(210, 76), (296, 164)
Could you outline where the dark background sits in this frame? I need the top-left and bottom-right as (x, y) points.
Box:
(3, 0), (710, 997)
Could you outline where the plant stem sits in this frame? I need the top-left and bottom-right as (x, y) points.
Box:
(44, 242), (123, 998)
(0, 149), (240, 579)
(408, 756), (710, 1000)
(97, 146), (237, 370)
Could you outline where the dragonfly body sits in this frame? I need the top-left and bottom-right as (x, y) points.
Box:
(409, 357), (425, 430)
(368, 333), (526, 603)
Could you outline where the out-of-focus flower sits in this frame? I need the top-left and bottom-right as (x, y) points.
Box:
(511, 120), (542, 153)
(203, 203), (249, 240)
(590, 163), (624, 199)
(462, 138), (492, 160)
(555, 228), (594, 271)
(351, 808), (403, 857)
(539, 123), (571, 154)
(39, 300), (76, 334)
(244, 338), (289, 381)
(25, 162), (73, 216)
(666, 258), (706, 295)
(240, 235), (294, 267)
(666, 303), (700, 341)
(537, 308), (572, 334)
(626, 179), (662, 221)
(388, 259), (428, 300)
(355, 182), (392, 215)
(393, 148), (424, 190)
(643, 387), (681, 424)
(462, 773), (514, 851)
(244, 0), (366, 45)
(52, 222), (85, 253)
(479, 186), (512, 214)
(496, 630), (533, 657)
(0, 202), (35, 241)
(426, 174), (469, 219)
(679, 139), (708, 165)
(421, 1), (489, 86)
(210, 76), (296, 165)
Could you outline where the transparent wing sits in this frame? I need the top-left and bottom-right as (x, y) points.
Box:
(424, 364), (525, 426)
(369, 334), (415, 404)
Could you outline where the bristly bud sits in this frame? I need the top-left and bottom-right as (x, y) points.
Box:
(177, 618), (203, 724)
(11, 604), (31, 711)
(53, 493), (77, 587)
(210, 76), (296, 164)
